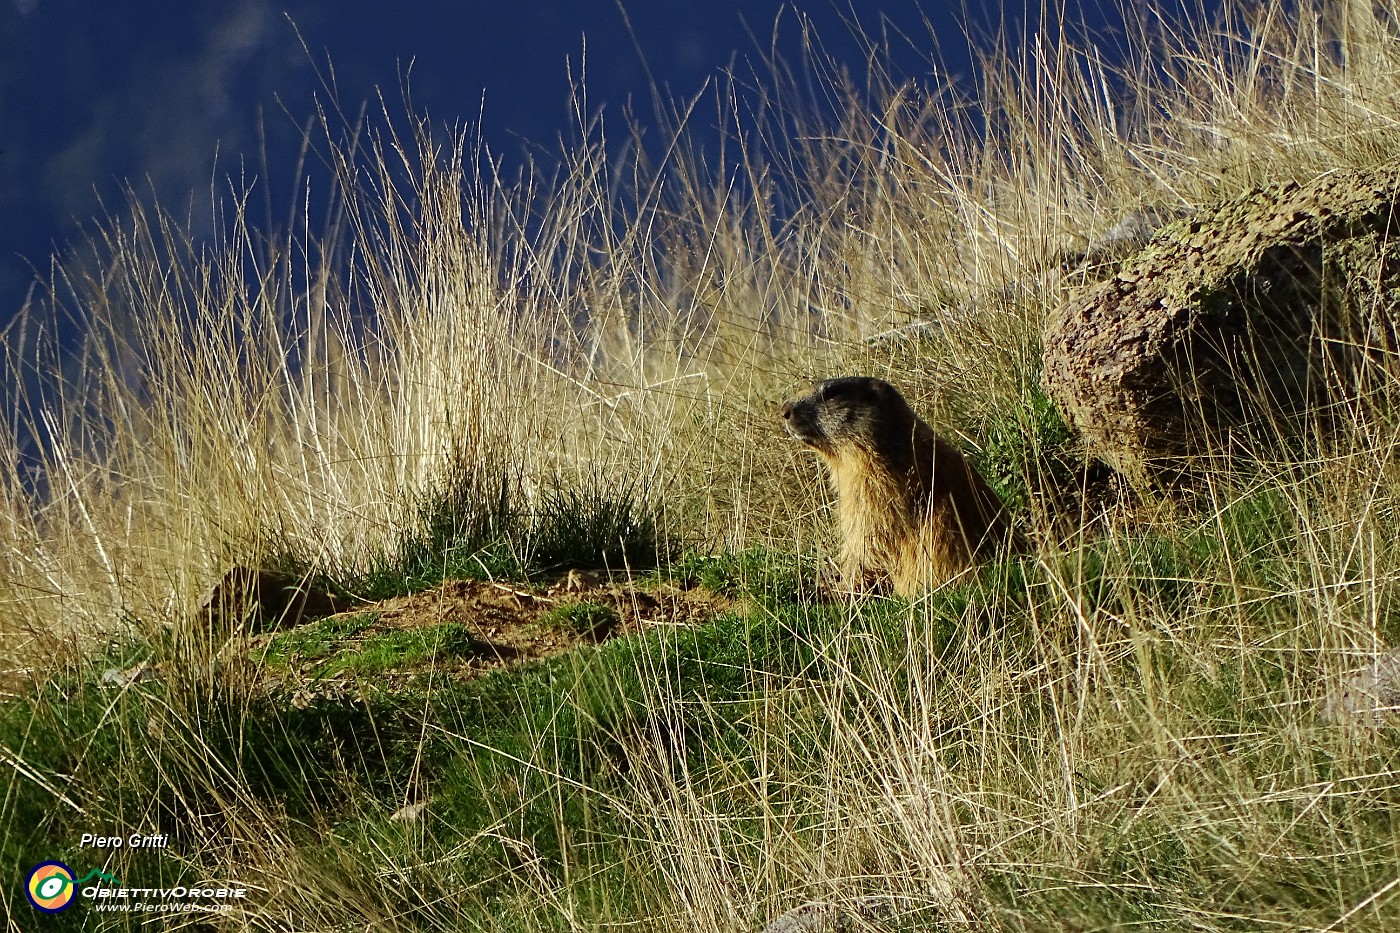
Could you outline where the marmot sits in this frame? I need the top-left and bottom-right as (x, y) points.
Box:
(781, 376), (1024, 594)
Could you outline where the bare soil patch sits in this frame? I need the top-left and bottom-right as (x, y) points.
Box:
(250, 574), (735, 698)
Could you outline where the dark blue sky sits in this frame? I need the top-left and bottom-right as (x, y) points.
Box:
(0, 1), (1193, 324)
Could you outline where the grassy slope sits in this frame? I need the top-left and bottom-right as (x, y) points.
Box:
(6, 1), (1400, 929)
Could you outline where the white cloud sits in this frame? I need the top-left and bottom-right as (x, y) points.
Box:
(44, 1), (290, 230)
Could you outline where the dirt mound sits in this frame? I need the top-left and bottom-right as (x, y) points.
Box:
(250, 574), (735, 700)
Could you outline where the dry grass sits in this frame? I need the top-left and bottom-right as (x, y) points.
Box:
(6, 1), (1400, 930)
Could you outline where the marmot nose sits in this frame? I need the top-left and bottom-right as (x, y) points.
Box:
(780, 401), (794, 420)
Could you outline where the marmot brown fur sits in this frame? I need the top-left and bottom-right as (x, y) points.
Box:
(781, 376), (1024, 594)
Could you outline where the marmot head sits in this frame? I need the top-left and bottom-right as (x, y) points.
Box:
(780, 376), (917, 457)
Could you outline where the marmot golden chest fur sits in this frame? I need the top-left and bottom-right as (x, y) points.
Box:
(781, 376), (1023, 594)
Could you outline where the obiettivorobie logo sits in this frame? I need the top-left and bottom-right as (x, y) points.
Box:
(25, 859), (249, 915)
(25, 863), (121, 914)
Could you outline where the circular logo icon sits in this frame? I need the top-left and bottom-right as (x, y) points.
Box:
(26, 861), (76, 913)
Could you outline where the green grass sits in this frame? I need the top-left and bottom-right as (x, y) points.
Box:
(337, 623), (485, 674)
(256, 615), (490, 679)
(668, 546), (824, 606)
(2, 554), (846, 928)
(978, 384), (1082, 513)
(254, 611), (379, 666)
(540, 599), (620, 639)
(9, 509), (1400, 928)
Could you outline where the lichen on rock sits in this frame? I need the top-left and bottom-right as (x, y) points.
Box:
(1042, 162), (1400, 482)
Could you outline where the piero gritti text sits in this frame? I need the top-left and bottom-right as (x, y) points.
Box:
(80, 832), (170, 849)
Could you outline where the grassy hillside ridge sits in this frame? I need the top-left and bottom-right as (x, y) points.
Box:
(8, 0), (1400, 634)
(6, 0), (1400, 929)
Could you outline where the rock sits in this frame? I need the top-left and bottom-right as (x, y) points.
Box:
(100, 663), (158, 688)
(761, 898), (890, 933)
(1043, 163), (1400, 482)
(762, 902), (849, 933)
(1321, 648), (1400, 728)
(199, 565), (347, 630)
(1063, 205), (1195, 271)
(389, 800), (430, 823)
(565, 569), (600, 593)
